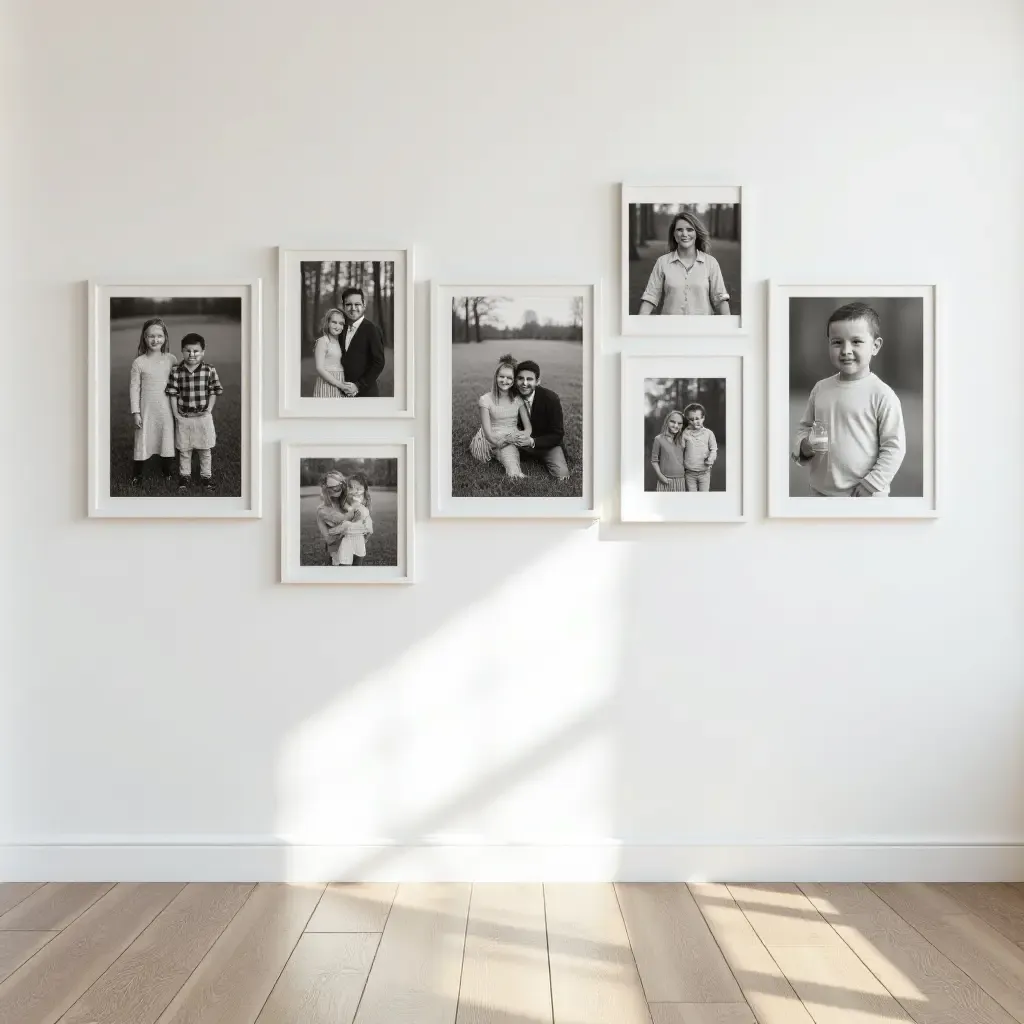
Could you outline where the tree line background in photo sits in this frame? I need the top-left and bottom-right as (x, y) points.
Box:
(451, 296), (585, 344)
(627, 202), (742, 316)
(298, 456), (399, 567)
(299, 261), (396, 398)
(643, 376), (727, 492)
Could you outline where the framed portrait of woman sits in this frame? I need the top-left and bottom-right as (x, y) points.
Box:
(87, 280), (262, 518)
(278, 247), (414, 417)
(620, 348), (749, 523)
(430, 282), (598, 519)
(280, 440), (416, 584)
(621, 185), (744, 336)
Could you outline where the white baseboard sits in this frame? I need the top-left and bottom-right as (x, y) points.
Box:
(2, 839), (1023, 882)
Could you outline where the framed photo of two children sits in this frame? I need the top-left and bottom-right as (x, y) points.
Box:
(88, 281), (262, 518)
(768, 283), (940, 518)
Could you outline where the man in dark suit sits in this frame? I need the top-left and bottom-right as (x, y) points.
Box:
(337, 287), (386, 397)
(512, 359), (570, 479)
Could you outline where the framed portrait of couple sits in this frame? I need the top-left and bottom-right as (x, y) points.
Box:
(431, 283), (597, 519)
(278, 247), (415, 418)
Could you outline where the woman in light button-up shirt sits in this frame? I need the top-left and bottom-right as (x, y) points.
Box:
(638, 211), (731, 316)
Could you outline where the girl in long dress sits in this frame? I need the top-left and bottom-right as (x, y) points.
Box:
(129, 318), (177, 483)
(312, 307), (348, 398)
(469, 353), (532, 479)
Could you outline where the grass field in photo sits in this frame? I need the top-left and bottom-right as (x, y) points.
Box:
(299, 486), (398, 567)
(451, 339), (584, 499)
(108, 315), (243, 498)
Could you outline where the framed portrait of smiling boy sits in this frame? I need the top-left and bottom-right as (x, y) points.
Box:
(621, 185), (744, 336)
(431, 283), (597, 518)
(87, 281), (262, 518)
(280, 441), (415, 584)
(278, 248), (414, 417)
(768, 283), (941, 519)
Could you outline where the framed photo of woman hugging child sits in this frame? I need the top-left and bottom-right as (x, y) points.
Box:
(768, 283), (940, 519)
(278, 248), (414, 418)
(620, 352), (748, 523)
(280, 441), (415, 584)
(88, 282), (262, 518)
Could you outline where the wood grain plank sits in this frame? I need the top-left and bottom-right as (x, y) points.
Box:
(798, 883), (893, 919)
(0, 932), (56, 985)
(689, 884), (815, 1024)
(456, 883), (552, 1024)
(650, 1005), (756, 1024)
(0, 882), (113, 931)
(0, 885), (44, 919)
(352, 883), (471, 1024)
(61, 883), (255, 1024)
(726, 885), (842, 947)
(769, 945), (913, 1023)
(616, 883), (742, 1003)
(869, 884), (970, 929)
(256, 933), (379, 1024)
(305, 884), (396, 933)
(939, 885), (1024, 946)
(823, 908), (1019, 1024)
(153, 883), (324, 1024)
(544, 883), (652, 1024)
(0, 883), (183, 1024)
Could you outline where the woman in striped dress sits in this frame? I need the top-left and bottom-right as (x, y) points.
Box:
(312, 307), (347, 398)
(650, 409), (687, 492)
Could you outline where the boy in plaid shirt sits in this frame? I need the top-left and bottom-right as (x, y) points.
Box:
(165, 332), (224, 491)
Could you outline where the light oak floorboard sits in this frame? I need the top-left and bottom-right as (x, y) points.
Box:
(821, 908), (1019, 1024)
(456, 883), (552, 1024)
(689, 884), (815, 1024)
(770, 945), (913, 1023)
(256, 932), (379, 1024)
(0, 885), (44, 919)
(0, 932), (56, 985)
(62, 883), (255, 1024)
(798, 883), (894, 920)
(726, 884), (842, 948)
(650, 1004), (756, 1023)
(0, 882), (113, 931)
(0, 882), (182, 1024)
(938, 885), (1024, 946)
(305, 884), (397, 933)
(616, 883), (742, 1004)
(869, 884), (971, 930)
(353, 882), (471, 1024)
(153, 883), (324, 1024)
(545, 883), (652, 1024)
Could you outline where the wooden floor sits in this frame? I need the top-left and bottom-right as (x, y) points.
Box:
(2, 882), (1024, 1023)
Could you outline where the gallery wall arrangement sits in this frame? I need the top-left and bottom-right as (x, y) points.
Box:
(85, 187), (942, 582)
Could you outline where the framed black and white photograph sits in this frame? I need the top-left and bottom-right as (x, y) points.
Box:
(278, 248), (414, 417)
(431, 283), (596, 518)
(281, 441), (415, 584)
(620, 352), (748, 522)
(768, 283), (940, 518)
(88, 281), (262, 518)
(621, 185), (744, 336)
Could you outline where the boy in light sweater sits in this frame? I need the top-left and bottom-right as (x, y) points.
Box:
(792, 302), (905, 497)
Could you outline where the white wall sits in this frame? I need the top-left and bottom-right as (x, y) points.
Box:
(2, 0), (1023, 881)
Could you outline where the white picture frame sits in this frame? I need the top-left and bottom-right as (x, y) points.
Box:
(88, 280), (262, 519)
(768, 282), (940, 519)
(278, 247), (414, 418)
(621, 184), (744, 336)
(431, 282), (598, 519)
(280, 440), (415, 584)
(620, 349), (749, 523)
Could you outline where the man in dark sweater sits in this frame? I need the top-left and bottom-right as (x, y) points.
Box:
(512, 359), (570, 479)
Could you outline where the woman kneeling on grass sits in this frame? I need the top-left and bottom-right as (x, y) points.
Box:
(469, 353), (532, 479)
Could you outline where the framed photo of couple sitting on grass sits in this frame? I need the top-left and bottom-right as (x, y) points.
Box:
(620, 351), (749, 523)
(88, 281), (262, 518)
(768, 283), (940, 519)
(278, 248), (414, 418)
(280, 441), (415, 584)
(431, 283), (597, 519)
